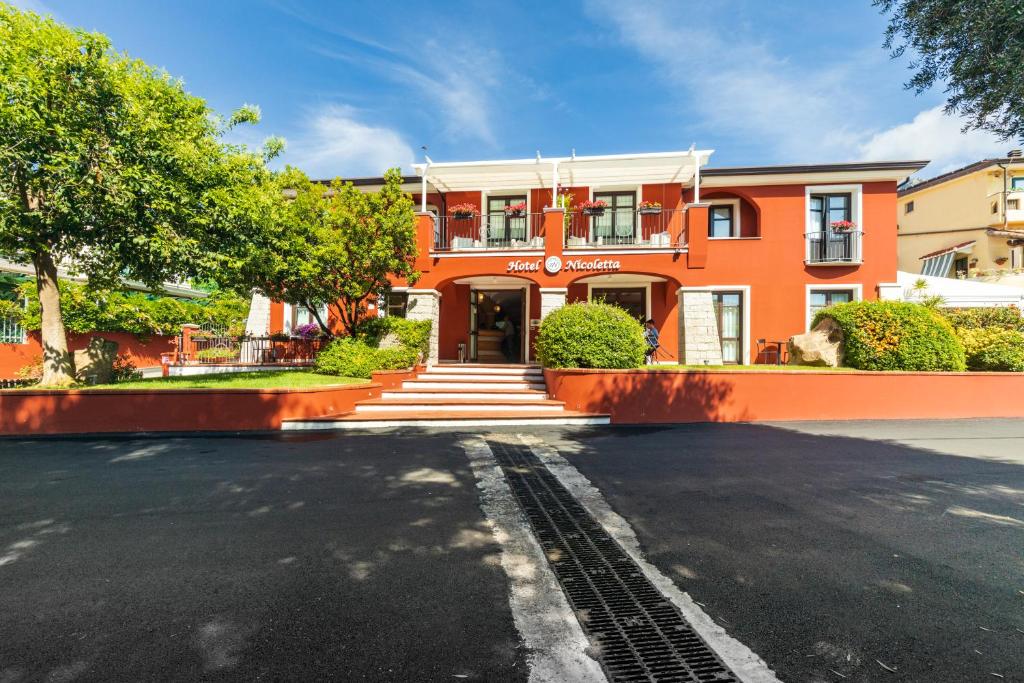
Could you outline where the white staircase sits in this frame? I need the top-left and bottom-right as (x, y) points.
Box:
(281, 364), (610, 430)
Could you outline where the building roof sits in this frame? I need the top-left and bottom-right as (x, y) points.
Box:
(918, 240), (976, 261)
(702, 160), (929, 176)
(898, 157), (1024, 197)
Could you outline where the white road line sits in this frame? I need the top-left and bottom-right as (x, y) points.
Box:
(518, 433), (782, 683)
(459, 436), (608, 683)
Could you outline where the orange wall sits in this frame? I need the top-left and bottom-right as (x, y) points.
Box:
(546, 368), (1024, 423)
(0, 332), (177, 379)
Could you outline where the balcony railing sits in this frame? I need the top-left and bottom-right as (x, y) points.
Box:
(805, 230), (862, 265)
(433, 213), (546, 251)
(564, 208), (686, 249)
(178, 334), (326, 364)
(1, 314), (26, 344)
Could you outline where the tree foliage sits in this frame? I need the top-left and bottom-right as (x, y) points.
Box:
(876, 0), (1024, 140)
(0, 5), (278, 383)
(248, 167), (418, 337)
(3, 280), (250, 336)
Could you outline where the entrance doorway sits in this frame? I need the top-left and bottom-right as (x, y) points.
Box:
(470, 289), (525, 363)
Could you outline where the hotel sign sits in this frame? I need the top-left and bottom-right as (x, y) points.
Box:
(507, 257), (621, 275)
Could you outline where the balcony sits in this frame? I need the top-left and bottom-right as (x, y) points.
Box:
(805, 230), (862, 265)
(433, 213), (546, 252)
(564, 208), (686, 249)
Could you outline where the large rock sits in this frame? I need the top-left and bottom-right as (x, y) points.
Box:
(788, 317), (844, 367)
(74, 337), (119, 384)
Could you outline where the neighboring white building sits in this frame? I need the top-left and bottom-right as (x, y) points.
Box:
(883, 271), (1024, 308)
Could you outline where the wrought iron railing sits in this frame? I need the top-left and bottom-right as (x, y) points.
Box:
(179, 334), (326, 364)
(805, 230), (862, 264)
(564, 208), (686, 248)
(433, 212), (546, 251)
(1, 315), (26, 344)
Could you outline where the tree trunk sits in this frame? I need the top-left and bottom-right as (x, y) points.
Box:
(302, 301), (333, 338)
(33, 250), (76, 386)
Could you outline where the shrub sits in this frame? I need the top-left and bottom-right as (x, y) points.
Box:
(536, 301), (646, 369)
(956, 327), (1024, 371)
(314, 337), (417, 379)
(939, 306), (1024, 332)
(111, 355), (143, 383)
(812, 301), (966, 371)
(358, 317), (431, 360)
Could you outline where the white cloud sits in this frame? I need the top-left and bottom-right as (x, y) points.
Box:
(6, 0), (54, 13)
(859, 105), (1007, 175)
(281, 105), (414, 178)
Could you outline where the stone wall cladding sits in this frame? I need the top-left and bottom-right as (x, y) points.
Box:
(678, 290), (724, 365)
(406, 290), (441, 365)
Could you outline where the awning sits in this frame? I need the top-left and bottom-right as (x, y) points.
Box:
(412, 150), (713, 194)
(919, 240), (975, 277)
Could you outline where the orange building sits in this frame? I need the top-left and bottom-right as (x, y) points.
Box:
(268, 151), (926, 366)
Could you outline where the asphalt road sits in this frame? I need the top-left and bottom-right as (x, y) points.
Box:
(544, 420), (1024, 682)
(0, 432), (526, 682)
(2, 420), (1022, 682)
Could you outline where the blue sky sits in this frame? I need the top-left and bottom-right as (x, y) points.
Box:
(13, 0), (1011, 179)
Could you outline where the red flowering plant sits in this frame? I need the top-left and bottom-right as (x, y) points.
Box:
(450, 203), (477, 218)
(638, 200), (661, 209)
(503, 201), (527, 215)
(578, 199), (608, 210)
(830, 220), (857, 232)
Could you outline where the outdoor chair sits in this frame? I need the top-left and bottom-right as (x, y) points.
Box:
(756, 338), (784, 365)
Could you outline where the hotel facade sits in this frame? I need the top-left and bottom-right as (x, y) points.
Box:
(267, 151), (926, 366)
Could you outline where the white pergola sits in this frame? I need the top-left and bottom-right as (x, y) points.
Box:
(412, 149), (714, 211)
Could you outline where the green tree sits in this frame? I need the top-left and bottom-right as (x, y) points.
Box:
(0, 5), (279, 385)
(876, 0), (1024, 141)
(253, 167), (418, 337)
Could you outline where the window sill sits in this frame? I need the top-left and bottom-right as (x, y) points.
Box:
(805, 260), (862, 267)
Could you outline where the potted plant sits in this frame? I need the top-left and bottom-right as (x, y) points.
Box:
(995, 256), (1009, 266)
(830, 219), (857, 232)
(579, 199), (608, 217)
(503, 201), (527, 218)
(638, 200), (662, 215)
(293, 322), (322, 339)
(450, 203), (477, 219)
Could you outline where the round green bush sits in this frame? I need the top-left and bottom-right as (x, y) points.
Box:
(536, 301), (646, 369)
(812, 301), (966, 371)
(956, 327), (1024, 371)
(314, 337), (417, 378)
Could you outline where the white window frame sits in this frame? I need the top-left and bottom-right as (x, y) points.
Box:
(805, 184), (863, 232)
(677, 285), (752, 365)
(707, 198), (742, 239)
(805, 283), (862, 330)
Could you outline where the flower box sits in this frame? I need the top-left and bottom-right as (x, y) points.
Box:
(638, 200), (662, 215)
(450, 203), (477, 219)
(503, 201), (527, 218)
(579, 199), (608, 217)
(830, 220), (857, 232)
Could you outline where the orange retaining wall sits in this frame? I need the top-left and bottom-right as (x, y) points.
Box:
(0, 369), (420, 436)
(0, 332), (176, 379)
(544, 368), (1024, 424)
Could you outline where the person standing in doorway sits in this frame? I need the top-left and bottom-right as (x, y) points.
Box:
(644, 319), (660, 365)
(497, 314), (516, 362)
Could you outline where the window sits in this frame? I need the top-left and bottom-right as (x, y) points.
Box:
(809, 289), (853, 318)
(711, 291), (743, 364)
(0, 279), (27, 344)
(291, 304), (327, 332)
(385, 292), (408, 318)
(593, 192), (637, 245)
(1011, 177), (1024, 190)
(809, 192), (854, 262)
(1011, 246), (1024, 269)
(1009, 198), (1020, 210)
(993, 202), (999, 214)
(904, 200), (915, 214)
(709, 205), (736, 238)
(486, 195), (528, 246)
(954, 256), (969, 278)
(591, 287), (646, 322)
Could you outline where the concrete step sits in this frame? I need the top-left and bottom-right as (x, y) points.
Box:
(381, 389), (549, 401)
(354, 398), (564, 413)
(281, 410), (611, 430)
(427, 365), (543, 376)
(403, 379), (546, 391)
(418, 373), (543, 382)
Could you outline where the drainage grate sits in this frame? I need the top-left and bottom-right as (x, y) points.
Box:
(487, 439), (737, 683)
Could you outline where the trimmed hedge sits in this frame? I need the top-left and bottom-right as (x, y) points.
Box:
(956, 327), (1024, 371)
(536, 301), (646, 369)
(812, 301), (966, 371)
(313, 338), (417, 379)
(314, 317), (430, 379)
(939, 306), (1024, 332)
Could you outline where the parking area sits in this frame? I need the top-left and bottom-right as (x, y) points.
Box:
(1, 419), (1022, 681)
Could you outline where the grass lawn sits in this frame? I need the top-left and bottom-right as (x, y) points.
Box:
(83, 370), (367, 390)
(647, 364), (858, 372)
